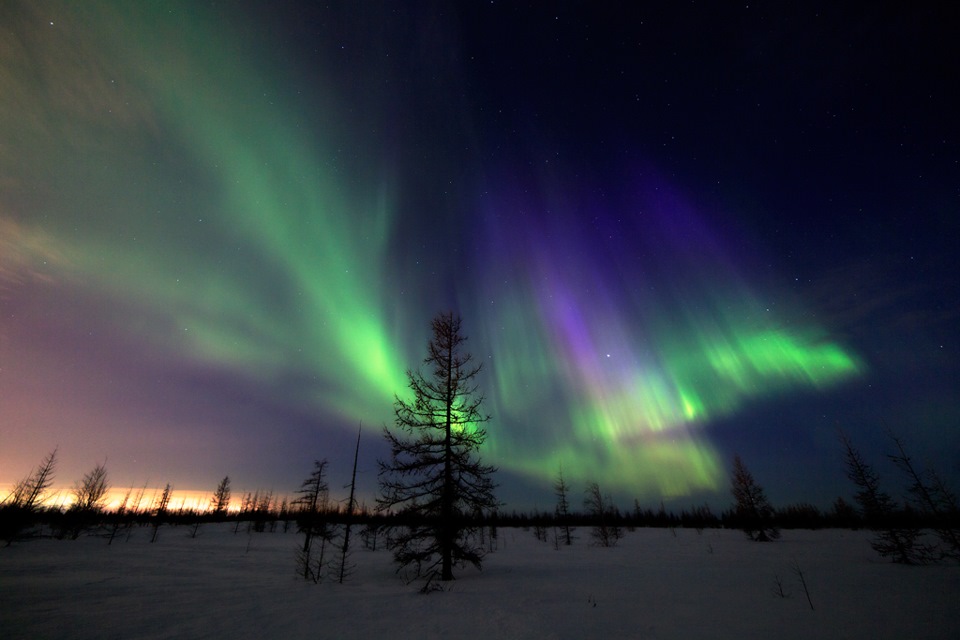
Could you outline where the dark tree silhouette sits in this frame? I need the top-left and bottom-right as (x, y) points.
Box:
(584, 482), (622, 547)
(8, 447), (59, 512)
(840, 432), (928, 563)
(295, 459), (332, 582)
(554, 466), (575, 546)
(234, 492), (253, 534)
(378, 311), (498, 591)
(72, 461), (109, 513)
(65, 461), (109, 539)
(107, 488), (132, 545)
(210, 476), (231, 516)
(886, 435), (959, 561)
(335, 425), (362, 584)
(150, 483), (172, 543)
(730, 455), (779, 541)
(2, 447), (58, 545)
(244, 490), (274, 533)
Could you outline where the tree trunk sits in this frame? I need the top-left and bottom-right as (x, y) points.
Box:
(441, 327), (455, 581)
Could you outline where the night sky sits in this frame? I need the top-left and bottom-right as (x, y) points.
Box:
(2, 1), (957, 512)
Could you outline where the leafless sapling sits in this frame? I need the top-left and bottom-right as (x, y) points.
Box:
(295, 459), (331, 582)
(279, 497), (292, 533)
(771, 573), (790, 599)
(107, 488), (132, 545)
(533, 520), (549, 543)
(792, 560), (814, 610)
(150, 484), (172, 543)
(335, 425), (362, 584)
(125, 483), (148, 542)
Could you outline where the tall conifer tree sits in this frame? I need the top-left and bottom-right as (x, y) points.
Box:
(378, 312), (498, 590)
(730, 455), (779, 541)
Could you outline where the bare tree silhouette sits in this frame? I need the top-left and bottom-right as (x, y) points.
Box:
(840, 432), (929, 563)
(295, 459), (332, 582)
(65, 461), (109, 539)
(150, 484), (172, 543)
(335, 425), (362, 584)
(2, 447), (58, 544)
(886, 435), (958, 561)
(584, 482), (622, 547)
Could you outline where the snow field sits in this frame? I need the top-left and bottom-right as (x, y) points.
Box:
(1, 524), (958, 639)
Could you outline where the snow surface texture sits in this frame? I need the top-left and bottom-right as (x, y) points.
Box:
(2, 524), (958, 639)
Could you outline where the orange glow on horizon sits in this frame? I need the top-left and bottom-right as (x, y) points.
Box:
(0, 485), (290, 514)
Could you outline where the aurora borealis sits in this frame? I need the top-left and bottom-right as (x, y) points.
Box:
(475, 175), (862, 497)
(2, 2), (957, 509)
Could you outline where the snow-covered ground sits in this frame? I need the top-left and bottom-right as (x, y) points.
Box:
(2, 524), (958, 639)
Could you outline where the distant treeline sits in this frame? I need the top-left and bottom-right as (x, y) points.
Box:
(480, 499), (958, 532)
(4, 429), (958, 565)
(6, 493), (957, 543)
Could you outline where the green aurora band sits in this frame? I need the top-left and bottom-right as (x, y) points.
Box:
(2, 3), (412, 419)
(476, 187), (861, 496)
(1, 2), (862, 499)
